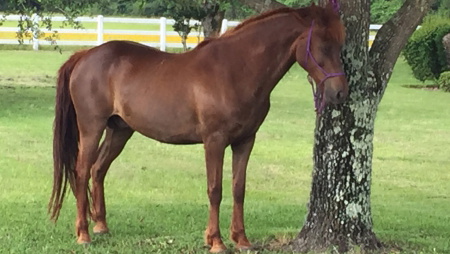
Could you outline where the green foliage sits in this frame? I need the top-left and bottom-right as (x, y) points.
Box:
(0, 0), (92, 45)
(370, 0), (403, 24)
(278, 0), (314, 7)
(369, 0), (450, 24)
(221, 0), (254, 20)
(403, 15), (450, 82)
(438, 71), (450, 91)
(432, 0), (450, 16)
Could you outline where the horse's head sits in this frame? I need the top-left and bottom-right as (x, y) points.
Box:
(294, 4), (348, 112)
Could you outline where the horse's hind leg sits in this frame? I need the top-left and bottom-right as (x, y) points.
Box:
(91, 122), (134, 234)
(75, 120), (106, 244)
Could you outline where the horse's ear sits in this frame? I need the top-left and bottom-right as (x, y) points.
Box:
(325, 0), (340, 15)
(297, 6), (311, 19)
(323, 2), (346, 44)
(327, 4), (335, 20)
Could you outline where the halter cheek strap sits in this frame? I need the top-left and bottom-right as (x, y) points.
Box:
(304, 20), (345, 113)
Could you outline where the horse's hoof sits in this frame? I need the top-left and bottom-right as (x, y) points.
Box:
(76, 236), (91, 245)
(236, 244), (253, 252)
(209, 243), (227, 253)
(93, 229), (109, 235)
(93, 226), (109, 235)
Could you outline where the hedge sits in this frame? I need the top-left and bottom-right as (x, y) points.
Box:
(403, 15), (450, 82)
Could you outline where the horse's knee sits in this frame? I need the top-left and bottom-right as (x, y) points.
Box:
(207, 185), (222, 204)
(91, 166), (107, 183)
(232, 183), (245, 203)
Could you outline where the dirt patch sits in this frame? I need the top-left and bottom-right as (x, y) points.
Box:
(402, 84), (440, 91)
(0, 75), (56, 87)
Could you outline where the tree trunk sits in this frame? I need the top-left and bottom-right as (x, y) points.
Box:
(201, 1), (224, 39)
(443, 33), (450, 69)
(290, 0), (434, 252)
(291, 1), (380, 252)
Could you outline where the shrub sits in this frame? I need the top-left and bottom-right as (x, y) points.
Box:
(370, 0), (403, 24)
(438, 71), (450, 92)
(403, 15), (450, 82)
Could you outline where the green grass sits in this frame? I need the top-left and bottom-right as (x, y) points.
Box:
(0, 50), (449, 254)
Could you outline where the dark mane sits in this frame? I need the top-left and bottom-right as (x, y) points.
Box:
(196, 8), (297, 49)
(222, 7), (297, 37)
(196, 4), (345, 49)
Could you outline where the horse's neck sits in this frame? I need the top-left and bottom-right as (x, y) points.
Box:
(219, 14), (305, 98)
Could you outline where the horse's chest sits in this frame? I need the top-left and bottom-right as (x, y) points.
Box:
(224, 101), (270, 141)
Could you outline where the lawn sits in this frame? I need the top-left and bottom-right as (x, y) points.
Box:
(0, 49), (449, 254)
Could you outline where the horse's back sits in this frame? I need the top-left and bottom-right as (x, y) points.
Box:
(69, 40), (172, 113)
(69, 41), (202, 143)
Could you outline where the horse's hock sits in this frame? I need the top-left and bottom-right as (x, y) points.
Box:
(444, 33), (450, 68)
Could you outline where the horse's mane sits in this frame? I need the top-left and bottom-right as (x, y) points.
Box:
(196, 4), (345, 49)
(221, 7), (297, 37)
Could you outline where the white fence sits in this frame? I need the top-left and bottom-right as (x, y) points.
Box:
(0, 15), (378, 51)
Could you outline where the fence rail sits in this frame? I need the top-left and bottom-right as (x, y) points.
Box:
(0, 15), (377, 51)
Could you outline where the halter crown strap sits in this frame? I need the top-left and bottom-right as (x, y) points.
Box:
(304, 20), (314, 67)
(304, 20), (345, 113)
(330, 0), (340, 13)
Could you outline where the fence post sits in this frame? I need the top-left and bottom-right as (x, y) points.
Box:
(160, 17), (166, 51)
(31, 13), (39, 51)
(97, 15), (104, 45)
(220, 19), (228, 35)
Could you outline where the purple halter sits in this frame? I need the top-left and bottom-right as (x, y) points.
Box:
(304, 20), (345, 113)
(331, 0), (340, 13)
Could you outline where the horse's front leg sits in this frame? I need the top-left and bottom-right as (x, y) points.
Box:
(230, 135), (255, 250)
(203, 133), (227, 253)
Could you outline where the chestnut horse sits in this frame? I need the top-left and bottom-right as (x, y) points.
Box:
(49, 4), (347, 253)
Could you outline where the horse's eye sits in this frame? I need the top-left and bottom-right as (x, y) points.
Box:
(322, 46), (332, 56)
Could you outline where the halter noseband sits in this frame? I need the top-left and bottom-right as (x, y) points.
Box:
(304, 20), (345, 113)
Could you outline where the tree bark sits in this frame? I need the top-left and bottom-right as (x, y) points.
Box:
(289, 0), (434, 252)
(201, 1), (224, 39)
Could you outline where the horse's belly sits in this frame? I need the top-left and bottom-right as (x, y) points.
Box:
(119, 109), (202, 144)
(138, 127), (202, 144)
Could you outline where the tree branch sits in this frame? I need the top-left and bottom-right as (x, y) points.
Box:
(236, 0), (286, 13)
(369, 0), (434, 98)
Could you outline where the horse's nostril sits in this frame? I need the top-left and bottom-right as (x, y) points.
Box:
(336, 91), (342, 100)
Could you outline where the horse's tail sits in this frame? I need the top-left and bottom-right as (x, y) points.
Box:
(48, 50), (89, 222)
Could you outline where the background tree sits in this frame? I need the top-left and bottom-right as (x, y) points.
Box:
(141, 0), (207, 51)
(201, 0), (224, 38)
